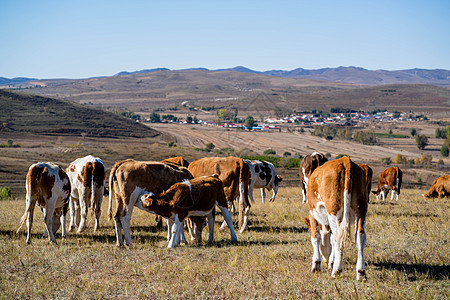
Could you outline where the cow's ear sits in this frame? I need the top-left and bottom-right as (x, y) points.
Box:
(142, 194), (153, 207)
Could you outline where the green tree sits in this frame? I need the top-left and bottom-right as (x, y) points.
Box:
(415, 134), (428, 150)
(149, 112), (161, 123)
(245, 116), (255, 129)
(410, 128), (416, 137)
(217, 109), (231, 120)
(441, 145), (449, 157)
(186, 115), (193, 124)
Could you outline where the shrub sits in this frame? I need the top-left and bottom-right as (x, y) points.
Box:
(420, 154), (432, 165)
(336, 154), (349, 159)
(0, 187), (12, 200)
(283, 152), (291, 157)
(263, 149), (276, 155)
(381, 157), (392, 165)
(394, 154), (407, 164)
(410, 128), (417, 137)
(205, 142), (215, 152)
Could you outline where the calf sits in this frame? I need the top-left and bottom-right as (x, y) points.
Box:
(423, 175), (450, 199)
(244, 160), (283, 203)
(298, 152), (328, 203)
(141, 175), (238, 247)
(371, 167), (402, 201)
(17, 162), (71, 244)
(188, 156), (250, 233)
(108, 159), (192, 246)
(306, 157), (372, 280)
(66, 155), (106, 233)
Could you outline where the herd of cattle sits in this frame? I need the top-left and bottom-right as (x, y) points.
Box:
(16, 153), (449, 280)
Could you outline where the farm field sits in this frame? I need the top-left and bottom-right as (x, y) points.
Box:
(1, 188), (448, 298)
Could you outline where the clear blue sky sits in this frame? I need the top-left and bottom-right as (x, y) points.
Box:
(1, 0), (449, 79)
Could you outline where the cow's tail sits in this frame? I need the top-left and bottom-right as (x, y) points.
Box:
(238, 159), (250, 231)
(108, 162), (120, 221)
(17, 171), (36, 233)
(337, 158), (352, 248)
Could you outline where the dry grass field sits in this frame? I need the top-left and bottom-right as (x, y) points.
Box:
(1, 188), (448, 299)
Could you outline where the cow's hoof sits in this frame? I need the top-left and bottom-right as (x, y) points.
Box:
(356, 270), (367, 281)
(311, 261), (321, 272)
(331, 269), (342, 278)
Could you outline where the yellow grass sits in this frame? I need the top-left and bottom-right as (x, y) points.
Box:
(1, 188), (449, 299)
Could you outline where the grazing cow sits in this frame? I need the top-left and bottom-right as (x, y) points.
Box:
(161, 156), (190, 168)
(244, 159), (283, 203)
(371, 167), (402, 201)
(141, 175), (238, 247)
(108, 159), (193, 246)
(66, 155), (106, 233)
(298, 152), (328, 203)
(188, 156), (250, 233)
(423, 175), (450, 199)
(306, 157), (372, 280)
(17, 162), (71, 244)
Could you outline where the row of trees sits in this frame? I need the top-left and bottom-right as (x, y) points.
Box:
(311, 125), (377, 145)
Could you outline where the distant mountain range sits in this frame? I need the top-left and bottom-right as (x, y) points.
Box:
(1, 66), (450, 87)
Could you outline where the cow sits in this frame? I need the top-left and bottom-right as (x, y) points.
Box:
(306, 156), (372, 280)
(423, 175), (450, 199)
(244, 159), (282, 203)
(108, 159), (193, 246)
(298, 152), (328, 203)
(161, 156), (190, 168)
(140, 175), (238, 247)
(66, 155), (106, 233)
(371, 167), (402, 201)
(17, 162), (71, 244)
(188, 156), (250, 233)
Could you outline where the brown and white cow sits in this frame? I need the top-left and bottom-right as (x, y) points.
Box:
(306, 157), (372, 280)
(371, 167), (402, 201)
(108, 159), (193, 246)
(17, 162), (71, 244)
(423, 175), (450, 199)
(140, 175), (238, 247)
(188, 156), (250, 233)
(244, 159), (282, 203)
(298, 152), (328, 203)
(66, 155), (106, 233)
(161, 156), (190, 168)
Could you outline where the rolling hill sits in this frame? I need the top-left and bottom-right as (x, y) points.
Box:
(9, 69), (450, 118)
(0, 90), (160, 138)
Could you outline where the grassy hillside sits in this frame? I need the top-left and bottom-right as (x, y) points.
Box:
(0, 90), (160, 138)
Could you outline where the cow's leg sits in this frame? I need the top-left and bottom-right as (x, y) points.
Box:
(207, 210), (215, 243)
(270, 187), (277, 202)
(25, 202), (36, 245)
(355, 216), (367, 280)
(248, 182), (256, 203)
(43, 201), (57, 244)
(60, 209), (67, 239)
(309, 214), (321, 272)
(217, 204), (238, 242)
(166, 219), (173, 242)
(68, 196), (77, 232)
(381, 189), (386, 201)
(168, 215), (182, 248)
(121, 203), (135, 246)
(219, 199), (235, 231)
(260, 188), (266, 203)
(239, 204), (250, 233)
(77, 189), (89, 233)
(319, 225), (333, 268)
(329, 215), (343, 278)
(93, 188), (103, 232)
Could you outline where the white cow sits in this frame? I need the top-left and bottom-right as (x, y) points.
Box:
(66, 155), (106, 233)
(244, 160), (282, 203)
